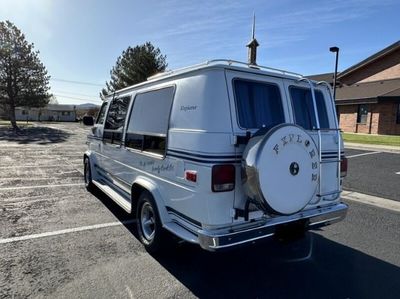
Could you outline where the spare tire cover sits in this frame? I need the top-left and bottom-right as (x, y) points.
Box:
(242, 124), (319, 215)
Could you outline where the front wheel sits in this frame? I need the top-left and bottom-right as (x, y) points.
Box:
(136, 191), (168, 253)
(84, 157), (94, 191)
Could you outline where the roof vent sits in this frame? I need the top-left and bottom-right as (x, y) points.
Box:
(246, 13), (259, 66)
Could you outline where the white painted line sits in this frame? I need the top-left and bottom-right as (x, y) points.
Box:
(342, 190), (400, 213)
(396, 172), (400, 175)
(347, 151), (381, 158)
(0, 165), (64, 169)
(0, 219), (137, 244)
(0, 183), (84, 191)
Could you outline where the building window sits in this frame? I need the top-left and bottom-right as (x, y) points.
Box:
(61, 111), (70, 116)
(21, 110), (28, 115)
(357, 104), (368, 124)
(396, 103), (400, 124)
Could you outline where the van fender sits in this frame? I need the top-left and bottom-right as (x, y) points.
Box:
(131, 176), (171, 225)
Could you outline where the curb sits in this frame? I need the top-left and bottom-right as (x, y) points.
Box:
(341, 190), (400, 213)
(345, 142), (400, 154)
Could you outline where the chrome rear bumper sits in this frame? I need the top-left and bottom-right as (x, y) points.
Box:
(198, 202), (348, 250)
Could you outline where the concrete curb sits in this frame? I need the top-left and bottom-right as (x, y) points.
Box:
(342, 190), (400, 213)
(345, 142), (400, 154)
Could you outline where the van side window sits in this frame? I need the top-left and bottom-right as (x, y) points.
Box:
(96, 102), (108, 124)
(289, 87), (330, 130)
(125, 87), (174, 155)
(233, 79), (285, 129)
(103, 96), (131, 143)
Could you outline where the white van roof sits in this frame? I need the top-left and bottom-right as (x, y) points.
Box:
(105, 59), (319, 99)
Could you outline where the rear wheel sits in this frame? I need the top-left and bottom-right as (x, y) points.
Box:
(84, 157), (94, 191)
(136, 191), (168, 253)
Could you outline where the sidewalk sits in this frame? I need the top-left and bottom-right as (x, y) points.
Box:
(341, 190), (400, 213)
(345, 142), (400, 153)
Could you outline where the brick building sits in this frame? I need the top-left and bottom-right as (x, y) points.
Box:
(310, 41), (400, 135)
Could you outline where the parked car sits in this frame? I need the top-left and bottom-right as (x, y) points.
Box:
(83, 60), (348, 252)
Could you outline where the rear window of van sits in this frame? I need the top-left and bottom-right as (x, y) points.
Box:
(233, 79), (285, 129)
(289, 87), (330, 130)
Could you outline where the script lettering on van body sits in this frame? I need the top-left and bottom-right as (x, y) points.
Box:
(180, 105), (197, 112)
(152, 164), (175, 174)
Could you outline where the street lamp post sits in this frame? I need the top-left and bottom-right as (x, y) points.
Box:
(329, 46), (339, 100)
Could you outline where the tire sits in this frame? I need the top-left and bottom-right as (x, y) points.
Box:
(136, 191), (167, 253)
(84, 157), (94, 191)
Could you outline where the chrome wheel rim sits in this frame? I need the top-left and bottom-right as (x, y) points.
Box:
(140, 202), (155, 241)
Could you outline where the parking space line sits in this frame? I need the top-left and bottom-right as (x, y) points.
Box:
(347, 151), (381, 158)
(0, 165), (66, 169)
(0, 182), (84, 191)
(0, 219), (137, 244)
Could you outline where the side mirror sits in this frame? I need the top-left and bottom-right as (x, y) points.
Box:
(83, 115), (94, 126)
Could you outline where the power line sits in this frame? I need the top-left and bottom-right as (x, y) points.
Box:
(53, 90), (98, 98)
(50, 78), (104, 87)
(52, 94), (101, 103)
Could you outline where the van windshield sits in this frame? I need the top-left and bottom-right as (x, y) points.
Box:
(233, 79), (285, 129)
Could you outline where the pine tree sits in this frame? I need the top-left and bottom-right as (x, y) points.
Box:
(101, 42), (167, 96)
(0, 20), (51, 130)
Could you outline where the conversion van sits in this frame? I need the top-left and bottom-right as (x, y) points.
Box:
(83, 60), (348, 252)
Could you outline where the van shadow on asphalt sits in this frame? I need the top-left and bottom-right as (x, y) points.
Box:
(0, 126), (71, 145)
(91, 187), (400, 299)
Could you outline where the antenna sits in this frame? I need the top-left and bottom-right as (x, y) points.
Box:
(246, 13), (259, 65)
(251, 12), (256, 40)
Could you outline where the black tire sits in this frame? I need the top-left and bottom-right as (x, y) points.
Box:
(84, 157), (94, 191)
(136, 191), (168, 253)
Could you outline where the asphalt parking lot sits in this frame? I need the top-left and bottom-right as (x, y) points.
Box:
(344, 148), (400, 201)
(1, 122), (399, 299)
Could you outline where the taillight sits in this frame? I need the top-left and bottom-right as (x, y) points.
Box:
(340, 157), (348, 177)
(212, 165), (235, 192)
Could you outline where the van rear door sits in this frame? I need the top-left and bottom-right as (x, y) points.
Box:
(283, 80), (342, 204)
(224, 70), (291, 212)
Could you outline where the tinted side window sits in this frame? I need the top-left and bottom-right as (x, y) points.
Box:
(126, 87), (174, 155)
(105, 96), (130, 130)
(104, 96), (131, 144)
(290, 87), (330, 130)
(233, 80), (285, 129)
(96, 102), (108, 124)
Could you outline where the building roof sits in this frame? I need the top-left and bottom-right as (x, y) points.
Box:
(336, 77), (400, 104)
(307, 72), (336, 83)
(338, 40), (400, 80)
(16, 104), (76, 111)
(46, 104), (76, 111)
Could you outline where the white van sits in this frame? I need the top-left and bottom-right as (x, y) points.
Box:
(83, 60), (348, 252)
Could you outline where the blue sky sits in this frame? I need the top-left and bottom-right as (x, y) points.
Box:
(1, 0), (399, 105)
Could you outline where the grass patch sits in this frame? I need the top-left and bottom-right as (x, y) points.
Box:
(343, 133), (400, 147)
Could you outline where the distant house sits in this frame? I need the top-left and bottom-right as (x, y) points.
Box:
(15, 104), (76, 122)
(309, 41), (400, 135)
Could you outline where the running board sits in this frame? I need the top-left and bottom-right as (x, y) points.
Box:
(92, 180), (132, 213)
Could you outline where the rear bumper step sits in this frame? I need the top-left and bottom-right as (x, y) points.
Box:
(198, 203), (348, 250)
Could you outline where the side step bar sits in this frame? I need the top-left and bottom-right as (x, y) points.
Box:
(92, 180), (132, 213)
